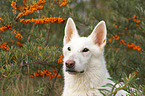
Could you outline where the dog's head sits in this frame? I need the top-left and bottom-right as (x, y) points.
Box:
(63, 18), (107, 74)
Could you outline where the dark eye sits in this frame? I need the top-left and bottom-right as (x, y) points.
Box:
(82, 48), (89, 52)
(68, 47), (71, 51)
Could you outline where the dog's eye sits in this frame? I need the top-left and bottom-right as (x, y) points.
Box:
(82, 48), (89, 52)
(68, 47), (71, 51)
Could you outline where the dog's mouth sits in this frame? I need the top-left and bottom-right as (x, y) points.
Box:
(66, 69), (84, 74)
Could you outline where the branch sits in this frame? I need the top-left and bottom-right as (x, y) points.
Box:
(51, 65), (62, 88)
(45, 23), (51, 46)
(19, 60), (47, 67)
(47, 65), (62, 96)
(27, 24), (35, 43)
(108, 83), (128, 96)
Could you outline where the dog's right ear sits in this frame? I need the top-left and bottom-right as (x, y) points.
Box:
(63, 18), (79, 46)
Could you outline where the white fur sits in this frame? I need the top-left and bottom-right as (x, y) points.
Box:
(62, 18), (128, 96)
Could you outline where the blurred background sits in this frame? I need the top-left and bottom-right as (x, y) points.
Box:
(0, 0), (145, 95)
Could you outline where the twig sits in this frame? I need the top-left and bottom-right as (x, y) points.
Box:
(108, 83), (128, 96)
(51, 66), (62, 88)
(27, 24), (35, 43)
(47, 65), (62, 96)
(19, 60), (47, 67)
(45, 23), (51, 46)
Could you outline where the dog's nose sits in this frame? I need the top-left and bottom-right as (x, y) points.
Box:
(65, 60), (75, 68)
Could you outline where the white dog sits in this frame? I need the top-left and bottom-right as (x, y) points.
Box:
(62, 18), (128, 96)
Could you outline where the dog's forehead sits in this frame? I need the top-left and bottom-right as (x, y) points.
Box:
(69, 37), (93, 48)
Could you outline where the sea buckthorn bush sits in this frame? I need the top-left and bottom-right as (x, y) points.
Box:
(0, 0), (69, 95)
(106, 0), (145, 85)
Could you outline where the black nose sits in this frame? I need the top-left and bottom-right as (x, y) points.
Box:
(65, 60), (75, 68)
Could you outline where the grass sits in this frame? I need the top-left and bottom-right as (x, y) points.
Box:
(0, 73), (64, 96)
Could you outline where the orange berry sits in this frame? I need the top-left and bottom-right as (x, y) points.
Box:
(133, 71), (138, 75)
(127, 18), (130, 21)
(16, 33), (23, 39)
(30, 73), (34, 77)
(136, 19), (141, 23)
(115, 36), (119, 40)
(16, 42), (23, 47)
(114, 25), (117, 28)
(136, 24), (140, 27)
(108, 38), (112, 43)
(57, 74), (61, 78)
(132, 15), (136, 19)
(33, 72), (39, 77)
(53, 69), (57, 76)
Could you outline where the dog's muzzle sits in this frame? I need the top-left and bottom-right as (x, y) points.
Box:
(65, 60), (84, 74)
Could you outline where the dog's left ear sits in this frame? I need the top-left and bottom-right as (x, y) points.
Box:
(88, 21), (107, 48)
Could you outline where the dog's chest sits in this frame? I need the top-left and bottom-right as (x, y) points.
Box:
(63, 72), (107, 96)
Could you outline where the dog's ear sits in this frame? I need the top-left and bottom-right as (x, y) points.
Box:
(63, 18), (79, 46)
(88, 21), (107, 48)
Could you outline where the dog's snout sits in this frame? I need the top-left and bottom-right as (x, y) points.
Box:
(65, 60), (75, 68)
